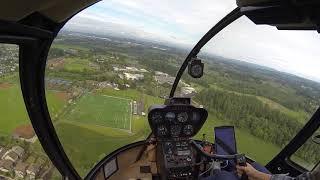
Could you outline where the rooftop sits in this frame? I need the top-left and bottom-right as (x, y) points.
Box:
(11, 146), (24, 157)
(4, 151), (19, 161)
(27, 164), (41, 174)
(14, 162), (28, 172)
(0, 160), (13, 170)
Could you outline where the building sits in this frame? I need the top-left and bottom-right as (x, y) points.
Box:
(14, 162), (28, 179)
(11, 146), (24, 158)
(0, 160), (13, 173)
(0, 147), (7, 159)
(3, 151), (19, 162)
(124, 73), (144, 81)
(113, 66), (149, 73)
(26, 164), (41, 180)
(154, 71), (175, 85)
(181, 87), (196, 95)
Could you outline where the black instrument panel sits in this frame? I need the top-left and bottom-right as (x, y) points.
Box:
(148, 104), (208, 139)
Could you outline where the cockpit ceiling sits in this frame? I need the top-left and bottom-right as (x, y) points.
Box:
(0, 0), (99, 23)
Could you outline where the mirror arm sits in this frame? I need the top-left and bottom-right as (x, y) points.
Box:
(169, 7), (243, 97)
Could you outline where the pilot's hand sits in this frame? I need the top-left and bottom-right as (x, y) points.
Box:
(236, 163), (271, 180)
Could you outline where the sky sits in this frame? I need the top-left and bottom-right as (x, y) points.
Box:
(64, 0), (320, 82)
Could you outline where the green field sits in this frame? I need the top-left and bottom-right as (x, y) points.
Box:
(0, 84), (29, 134)
(63, 58), (96, 72)
(56, 115), (150, 177)
(63, 93), (132, 130)
(0, 83), (68, 135)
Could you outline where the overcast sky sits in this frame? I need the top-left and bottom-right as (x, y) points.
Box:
(65, 0), (320, 82)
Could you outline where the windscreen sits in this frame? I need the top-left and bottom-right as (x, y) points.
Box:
(45, 0), (235, 177)
(182, 16), (320, 167)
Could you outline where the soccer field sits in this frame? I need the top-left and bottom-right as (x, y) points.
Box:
(64, 93), (132, 131)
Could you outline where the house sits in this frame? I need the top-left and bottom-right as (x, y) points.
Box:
(11, 146), (24, 158)
(14, 162), (28, 179)
(26, 164), (41, 180)
(0, 160), (13, 173)
(3, 151), (19, 162)
(0, 147), (7, 159)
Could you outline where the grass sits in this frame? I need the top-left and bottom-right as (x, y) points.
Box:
(51, 44), (90, 52)
(256, 96), (309, 122)
(98, 88), (164, 108)
(63, 58), (96, 72)
(209, 83), (309, 123)
(63, 93), (132, 130)
(56, 115), (150, 177)
(0, 84), (30, 134)
(53, 89), (156, 177)
(0, 83), (68, 135)
(46, 90), (69, 117)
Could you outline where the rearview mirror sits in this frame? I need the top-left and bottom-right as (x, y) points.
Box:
(312, 134), (320, 144)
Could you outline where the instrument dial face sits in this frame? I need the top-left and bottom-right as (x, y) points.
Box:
(157, 125), (168, 136)
(165, 112), (176, 122)
(191, 64), (203, 77)
(183, 125), (194, 136)
(151, 112), (162, 124)
(177, 112), (188, 123)
(170, 125), (181, 137)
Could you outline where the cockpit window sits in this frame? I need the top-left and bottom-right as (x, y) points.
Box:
(0, 44), (61, 180)
(44, 0), (320, 178)
(185, 16), (320, 166)
(45, 1), (236, 177)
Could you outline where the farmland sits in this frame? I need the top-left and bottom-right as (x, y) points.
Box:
(0, 82), (68, 135)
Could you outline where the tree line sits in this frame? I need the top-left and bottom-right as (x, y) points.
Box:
(195, 88), (319, 164)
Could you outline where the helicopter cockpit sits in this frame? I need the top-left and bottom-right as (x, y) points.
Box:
(86, 96), (253, 180)
(0, 0), (320, 180)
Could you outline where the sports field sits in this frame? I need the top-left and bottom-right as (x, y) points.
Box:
(63, 93), (132, 131)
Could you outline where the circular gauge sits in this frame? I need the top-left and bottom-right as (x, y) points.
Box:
(157, 125), (168, 136)
(183, 125), (194, 136)
(177, 112), (188, 123)
(190, 64), (203, 78)
(151, 112), (163, 124)
(170, 125), (181, 137)
(165, 112), (176, 122)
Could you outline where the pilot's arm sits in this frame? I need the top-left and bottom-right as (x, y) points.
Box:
(237, 163), (320, 180)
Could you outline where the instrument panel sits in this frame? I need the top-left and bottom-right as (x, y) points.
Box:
(148, 104), (208, 139)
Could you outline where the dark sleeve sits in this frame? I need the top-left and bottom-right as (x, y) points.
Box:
(271, 172), (312, 180)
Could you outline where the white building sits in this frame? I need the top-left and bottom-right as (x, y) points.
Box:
(3, 151), (19, 162)
(124, 73), (144, 81)
(26, 164), (41, 180)
(181, 87), (196, 95)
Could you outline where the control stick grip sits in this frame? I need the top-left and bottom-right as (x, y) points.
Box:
(236, 154), (248, 180)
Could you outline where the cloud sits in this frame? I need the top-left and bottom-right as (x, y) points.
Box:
(63, 0), (320, 82)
